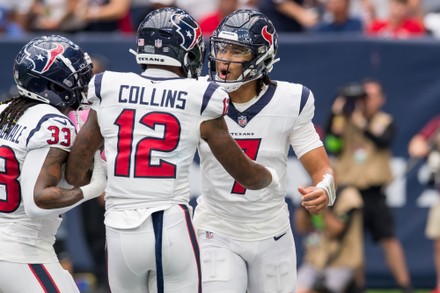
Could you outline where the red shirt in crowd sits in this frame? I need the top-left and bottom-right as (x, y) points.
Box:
(199, 11), (222, 36)
(366, 18), (425, 38)
(419, 115), (440, 140)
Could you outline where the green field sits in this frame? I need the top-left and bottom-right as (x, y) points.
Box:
(368, 290), (431, 293)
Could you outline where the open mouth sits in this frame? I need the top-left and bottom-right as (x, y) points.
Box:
(218, 67), (230, 80)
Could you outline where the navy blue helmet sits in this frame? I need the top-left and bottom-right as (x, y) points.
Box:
(134, 7), (205, 78)
(209, 9), (279, 92)
(13, 35), (93, 110)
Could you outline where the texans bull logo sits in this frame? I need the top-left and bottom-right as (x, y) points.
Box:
(262, 26), (274, 47)
(25, 43), (65, 74)
(171, 13), (202, 50)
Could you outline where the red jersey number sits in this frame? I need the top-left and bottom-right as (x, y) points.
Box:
(47, 126), (71, 147)
(0, 146), (21, 213)
(231, 138), (262, 194)
(114, 109), (180, 178)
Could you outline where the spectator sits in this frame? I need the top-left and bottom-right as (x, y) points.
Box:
(28, 0), (86, 33)
(0, 1), (30, 36)
(199, 0), (240, 36)
(324, 79), (414, 293)
(81, 0), (132, 33)
(408, 115), (440, 293)
(0, 6), (27, 36)
(176, 0), (219, 22)
(310, 0), (363, 33)
(259, 0), (319, 32)
(295, 186), (364, 293)
(350, 0), (381, 27)
(366, 0), (425, 38)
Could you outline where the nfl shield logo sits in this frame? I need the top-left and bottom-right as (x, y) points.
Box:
(155, 39), (162, 48)
(238, 115), (248, 127)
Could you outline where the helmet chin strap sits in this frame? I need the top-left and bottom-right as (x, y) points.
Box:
(214, 75), (260, 93)
(129, 48), (137, 57)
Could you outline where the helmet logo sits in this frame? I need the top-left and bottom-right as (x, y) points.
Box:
(155, 39), (162, 48)
(262, 26), (273, 46)
(171, 13), (202, 50)
(26, 43), (65, 74)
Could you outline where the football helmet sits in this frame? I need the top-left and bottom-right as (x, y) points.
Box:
(209, 9), (279, 92)
(132, 7), (205, 78)
(13, 35), (93, 110)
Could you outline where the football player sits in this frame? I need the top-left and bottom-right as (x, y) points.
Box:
(65, 7), (280, 293)
(0, 35), (106, 292)
(192, 9), (336, 293)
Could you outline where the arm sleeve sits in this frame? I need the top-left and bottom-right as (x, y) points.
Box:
(87, 72), (104, 111)
(289, 89), (323, 158)
(199, 82), (229, 122)
(21, 148), (86, 219)
(27, 114), (77, 152)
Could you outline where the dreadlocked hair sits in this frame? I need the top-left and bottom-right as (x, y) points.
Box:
(256, 74), (276, 96)
(0, 96), (40, 133)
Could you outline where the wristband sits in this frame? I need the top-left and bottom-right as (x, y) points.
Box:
(316, 173), (336, 206)
(266, 167), (280, 191)
(80, 151), (107, 201)
(80, 183), (103, 201)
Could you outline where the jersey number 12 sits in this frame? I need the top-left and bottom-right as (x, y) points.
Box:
(114, 109), (180, 178)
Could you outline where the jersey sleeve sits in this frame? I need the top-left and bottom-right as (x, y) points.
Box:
(26, 114), (77, 152)
(289, 86), (323, 158)
(87, 72), (104, 111)
(199, 82), (230, 122)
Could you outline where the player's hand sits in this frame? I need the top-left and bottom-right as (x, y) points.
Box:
(244, 167), (281, 201)
(80, 151), (107, 201)
(408, 135), (429, 158)
(298, 185), (328, 215)
(331, 96), (346, 115)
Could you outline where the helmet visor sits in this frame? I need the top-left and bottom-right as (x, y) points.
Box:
(211, 39), (253, 63)
(209, 39), (258, 87)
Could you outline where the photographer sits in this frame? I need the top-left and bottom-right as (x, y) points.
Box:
(295, 187), (364, 293)
(324, 79), (414, 293)
(408, 115), (440, 293)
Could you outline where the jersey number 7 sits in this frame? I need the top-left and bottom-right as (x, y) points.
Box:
(231, 138), (262, 194)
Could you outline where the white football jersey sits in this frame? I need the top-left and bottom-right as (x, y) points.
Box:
(0, 103), (76, 263)
(193, 81), (323, 240)
(88, 69), (229, 218)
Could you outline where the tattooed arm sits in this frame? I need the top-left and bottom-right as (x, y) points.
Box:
(66, 109), (104, 186)
(21, 147), (105, 218)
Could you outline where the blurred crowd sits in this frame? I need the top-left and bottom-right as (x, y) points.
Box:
(1, 0), (440, 39)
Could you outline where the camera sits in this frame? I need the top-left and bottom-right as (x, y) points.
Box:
(339, 83), (367, 116)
